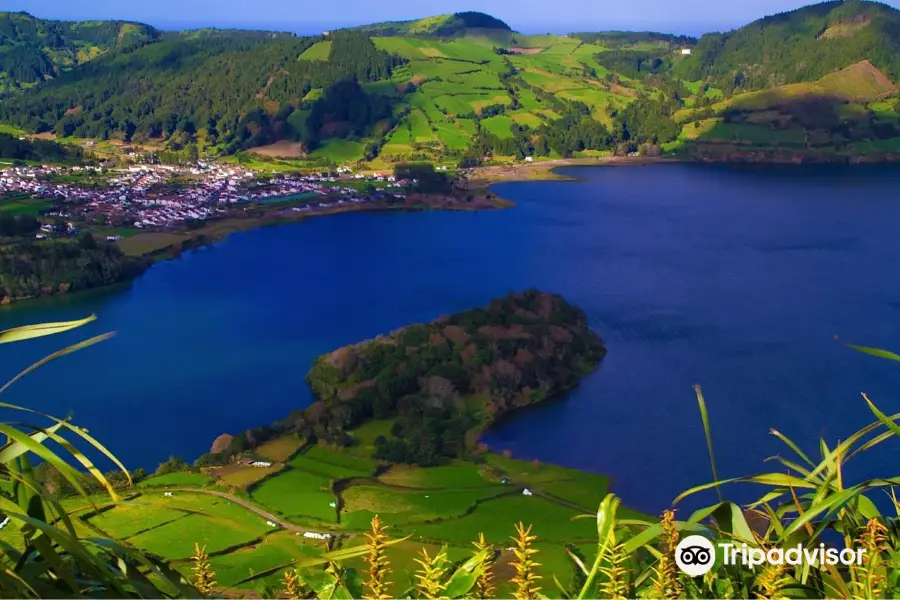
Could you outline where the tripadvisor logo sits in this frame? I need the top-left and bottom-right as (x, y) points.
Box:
(675, 535), (716, 577)
(675, 535), (866, 577)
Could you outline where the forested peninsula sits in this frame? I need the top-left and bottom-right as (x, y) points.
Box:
(194, 291), (606, 468)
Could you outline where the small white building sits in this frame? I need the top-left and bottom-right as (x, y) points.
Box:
(522, 488), (533, 496)
(681, 48), (692, 55)
(525, 156), (534, 163)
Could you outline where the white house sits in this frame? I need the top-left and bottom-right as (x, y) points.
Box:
(522, 488), (533, 496)
(525, 156), (534, 163)
(251, 461), (272, 467)
(681, 48), (692, 55)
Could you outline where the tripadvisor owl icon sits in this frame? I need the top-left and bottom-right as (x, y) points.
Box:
(675, 535), (716, 577)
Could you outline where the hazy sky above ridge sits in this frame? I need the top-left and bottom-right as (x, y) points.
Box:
(8, 0), (900, 36)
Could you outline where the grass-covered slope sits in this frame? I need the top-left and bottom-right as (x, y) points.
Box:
(670, 59), (900, 160)
(6, 2), (900, 165)
(0, 11), (159, 92)
(676, 0), (900, 93)
(305, 290), (606, 465)
(353, 11), (513, 39)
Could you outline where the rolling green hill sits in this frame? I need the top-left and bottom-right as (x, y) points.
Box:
(670, 59), (900, 160)
(4, 1), (900, 166)
(352, 11), (513, 39)
(0, 11), (159, 92)
(676, 0), (900, 94)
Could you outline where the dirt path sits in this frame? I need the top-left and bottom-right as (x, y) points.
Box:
(170, 488), (353, 538)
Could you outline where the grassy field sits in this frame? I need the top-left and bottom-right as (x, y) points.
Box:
(208, 532), (322, 589)
(344, 419), (393, 460)
(30, 441), (623, 594)
(0, 195), (53, 215)
(87, 492), (273, 559)
(256, 435), (305, 462)
(249, 467), (337, 523)
(0, 123), (26, 135)
(377, 463), (490, 488)
(396, 493), (590, 544)
(343, 485), (508, 527)
(214, 465), (284, 488)
(138, 471), (211, 487)
(308, 138), (365, 163)
(298, 41), (332, 61)
(117, 232), (190, 256)
(481, 115), (515, 138)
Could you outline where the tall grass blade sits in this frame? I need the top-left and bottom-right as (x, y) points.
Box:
(576, 493), (619, 600)
(0, 314), (96, 344)
(844, 343), (900, 363)
(694, 384), (722, 502)
(862, 393), (900, 439)
(0, 332), (115, 396)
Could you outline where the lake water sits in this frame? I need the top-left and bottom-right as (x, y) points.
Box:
(4, 163), (900, 514)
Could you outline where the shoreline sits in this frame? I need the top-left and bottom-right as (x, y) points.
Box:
(133, 156), (670, 263)
(2, 152), (869, 308)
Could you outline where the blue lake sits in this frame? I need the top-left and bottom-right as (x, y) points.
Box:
(4, 163), (900, 513)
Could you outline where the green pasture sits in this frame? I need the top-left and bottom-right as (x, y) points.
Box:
(0, 194), (53, 215)
(481, 115), (514, 138)
(298, 41), (331, 61)
(138, 471), (211, 488)
(206, 533), (323, 589)
(342, 484), (508, 527)
(378, 463), (490, 488)
(250, 467), (337, 523)
(395, 493), (590, 544)
(309, 139), (365, 163)
(407, 109), (436, 142)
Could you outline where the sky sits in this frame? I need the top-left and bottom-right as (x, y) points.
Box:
(8, 0), (900, 36)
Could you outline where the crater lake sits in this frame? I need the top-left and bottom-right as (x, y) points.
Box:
(4, 163), (900, 513)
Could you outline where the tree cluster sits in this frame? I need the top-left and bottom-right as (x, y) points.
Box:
(0, 212), (39, 237)
(0, 238), (147, 302)
(0, 132), (83, 163)
(593, 49), (673, 80)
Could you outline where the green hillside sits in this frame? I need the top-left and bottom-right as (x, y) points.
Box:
(0, 11), (159, 92)
(676, 0), (900, 94)
(353, 11), (513, 39)
(4, 1), (900, 166)
(669, 59), (900, 159)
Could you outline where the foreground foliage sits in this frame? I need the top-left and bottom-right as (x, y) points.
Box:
(8, 315), (900, 599)
(206, 342), (900, 599)
(0, 315), (199, 597)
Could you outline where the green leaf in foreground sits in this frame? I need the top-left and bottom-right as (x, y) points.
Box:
(0, 314), (96, 344)
(843, 341), (900, 363)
